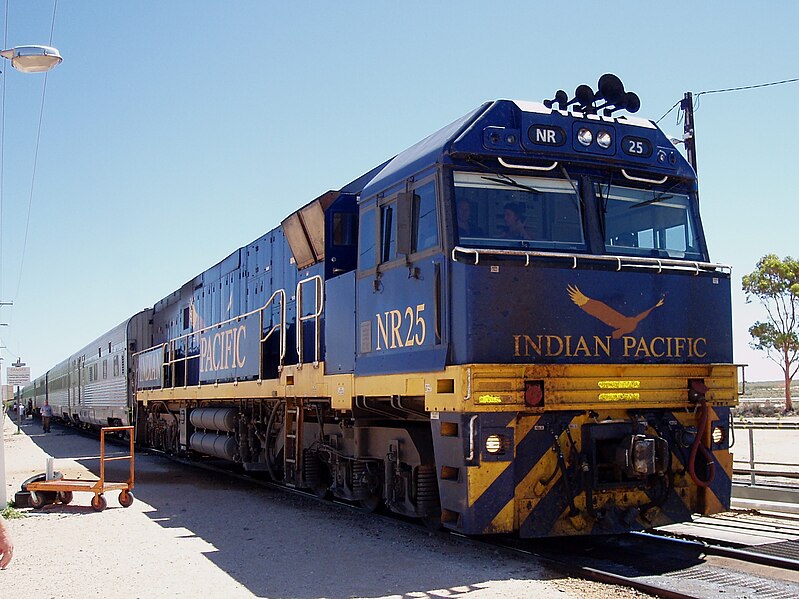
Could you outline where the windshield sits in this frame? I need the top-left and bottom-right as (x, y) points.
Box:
(597, 184), (703, 260)
(454, 172), (585, 251)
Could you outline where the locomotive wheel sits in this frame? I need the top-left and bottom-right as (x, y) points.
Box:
(91, 494), (107, 511)
(29, 491), (46, 509)
(118, 490), (134, 508)
(57, 491), (74, 505)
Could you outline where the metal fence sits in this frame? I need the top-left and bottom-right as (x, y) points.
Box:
(732, 420), (799, 486)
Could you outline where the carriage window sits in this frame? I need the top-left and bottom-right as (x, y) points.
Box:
(358, 208), (376, 269)
(597, 184), (702, 260)
(412, 182), (438, 252)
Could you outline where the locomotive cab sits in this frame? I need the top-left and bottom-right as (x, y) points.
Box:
(349, 95), (736, 536)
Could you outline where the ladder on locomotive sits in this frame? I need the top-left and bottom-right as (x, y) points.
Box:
(283, 399), (303, 487)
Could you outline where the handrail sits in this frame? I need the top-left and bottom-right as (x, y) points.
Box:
(99, 425), (135, 491)
(621, 169), (668, 185)
(134, 289), (287, 389)
(260, 289), (287, 376)
(497, 156), (558, 172)
(466, 415), (479, 462)
(296, 275), (324, 367)
(451, 246), (731, 275)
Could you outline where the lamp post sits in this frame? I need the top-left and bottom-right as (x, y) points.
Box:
(0, 44), (62, 508)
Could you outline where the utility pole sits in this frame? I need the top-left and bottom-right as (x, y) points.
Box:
(681, 91), (698, 174)
(11, 359), (25, 434)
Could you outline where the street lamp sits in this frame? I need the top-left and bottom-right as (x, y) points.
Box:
(0, 45), (62, 73)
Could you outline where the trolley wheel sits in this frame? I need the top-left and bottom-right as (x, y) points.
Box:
(91, 494), (107, 511)
(118, 490), (134, 508)
(29, 491), (46, 509)
(56, 491), (74, 505)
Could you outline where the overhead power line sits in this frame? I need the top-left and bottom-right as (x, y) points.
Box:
(13, 0), (59, 304)
(656, 76), (799, 124)
(695, 77), (799, 98)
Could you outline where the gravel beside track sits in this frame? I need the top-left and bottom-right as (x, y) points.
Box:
(1, 414), (645, 599)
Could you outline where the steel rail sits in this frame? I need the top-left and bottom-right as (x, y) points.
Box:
(632, 530), (799, 572)
(735, 421), (799, 430)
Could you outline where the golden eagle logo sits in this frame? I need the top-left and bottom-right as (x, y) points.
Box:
(567, 285), (664, 339)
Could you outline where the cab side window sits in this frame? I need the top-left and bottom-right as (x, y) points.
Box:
(358, 208), (376, 269)
(412, 181), (438, 252)
(380, 203), (397, 263)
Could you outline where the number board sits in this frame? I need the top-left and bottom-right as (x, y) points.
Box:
(622, 136), (653, 158)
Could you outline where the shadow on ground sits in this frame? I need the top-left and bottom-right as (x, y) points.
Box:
(13, 415), (704, 598)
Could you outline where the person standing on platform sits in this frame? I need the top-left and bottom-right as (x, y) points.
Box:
(41, 399), (53, 433)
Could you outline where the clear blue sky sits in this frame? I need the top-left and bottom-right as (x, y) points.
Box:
(2, 1), (797, 382)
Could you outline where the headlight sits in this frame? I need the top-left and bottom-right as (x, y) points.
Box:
(485, 434), (504, 454)
(596, 130), (612, 148)
(711, 426), (725, 445)
(577, 128), (593, 146)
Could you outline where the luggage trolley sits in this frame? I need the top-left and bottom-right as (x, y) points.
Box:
(25, 425), (135, 511)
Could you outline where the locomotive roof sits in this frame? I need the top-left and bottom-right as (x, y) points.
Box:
(360, 99), (682, 200)
(360, 102), (490, 200)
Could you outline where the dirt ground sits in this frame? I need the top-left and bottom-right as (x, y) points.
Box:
(0, 412), (644, 599)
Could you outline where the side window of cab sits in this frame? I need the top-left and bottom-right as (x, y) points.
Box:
(358, 208), (376, 270)
(412, 181), (438, 252)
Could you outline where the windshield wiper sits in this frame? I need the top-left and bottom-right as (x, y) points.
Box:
(466, 157), (542, 194)
(557, 165), (582, 211)
(480, 175), (541, 194)
(629, 184), (679, 209)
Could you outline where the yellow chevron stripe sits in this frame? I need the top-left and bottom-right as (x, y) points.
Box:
(467, 461), (510, 507)
(487, 496), (517, 533)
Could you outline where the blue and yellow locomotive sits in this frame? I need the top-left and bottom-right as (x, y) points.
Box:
(29, 75), (737, 537)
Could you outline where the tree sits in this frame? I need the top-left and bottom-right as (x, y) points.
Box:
(742, 254), (799, 412)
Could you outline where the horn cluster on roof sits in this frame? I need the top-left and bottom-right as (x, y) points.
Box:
(543, 74), (640, 116)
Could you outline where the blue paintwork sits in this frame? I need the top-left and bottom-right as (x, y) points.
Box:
(350, 98), (713, 377)
(450, 261), (732, 365)
(362, 100), (694, 206)
(360, 104), (490, 200)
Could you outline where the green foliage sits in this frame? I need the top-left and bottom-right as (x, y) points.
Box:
(742, 254), (799, 411)
(742, 254), (799, 297)
(1, 503), (25, 519)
